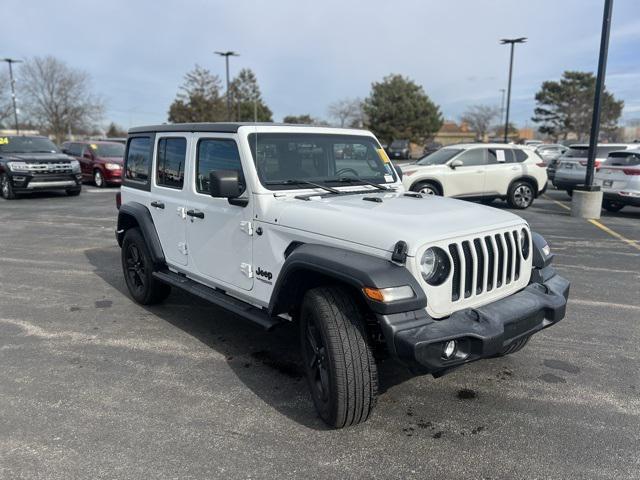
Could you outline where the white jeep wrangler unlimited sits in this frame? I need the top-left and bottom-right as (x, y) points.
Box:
(116, 123), (570, 428)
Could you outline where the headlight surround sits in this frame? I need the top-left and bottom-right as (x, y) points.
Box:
(70, 160), (81, 172)
(420, 247), (451, 285)
(104, 163), (121, 171)
(520, 228), (530, 259)
(7, 161), (29, 172)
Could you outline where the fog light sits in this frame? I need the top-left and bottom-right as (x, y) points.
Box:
(442, 340), (457, 360)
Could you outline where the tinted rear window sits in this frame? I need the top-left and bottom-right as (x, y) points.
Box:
(125, 137), (152, 183)
(604, 152), (640, 166)
(566, 146), (626, 158)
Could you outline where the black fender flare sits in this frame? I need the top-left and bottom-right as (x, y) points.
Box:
(116, 202), (165, 265)
(268, 243), (427, 316)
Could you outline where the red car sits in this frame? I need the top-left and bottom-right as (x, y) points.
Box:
(62, 140), (125, 187)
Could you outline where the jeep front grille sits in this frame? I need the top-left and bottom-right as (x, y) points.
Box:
(448, 229), (525, 302)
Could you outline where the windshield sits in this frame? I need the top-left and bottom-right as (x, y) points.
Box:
(90, 143), (125, 157)
(248, 133), (397, 190)
(390, 140), (408, 148)
(0, 136), (59, 154)
(416, 148), (462, 165)
(565, 146), (626, 158)
(603, 151), (640, 166)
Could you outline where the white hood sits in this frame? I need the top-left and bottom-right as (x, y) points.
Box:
(264, 191), (527, 256)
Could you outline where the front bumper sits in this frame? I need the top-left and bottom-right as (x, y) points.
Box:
(10, 172), (82, 191)
(103, 169), (123, 183)
(378, 270), (570, 375)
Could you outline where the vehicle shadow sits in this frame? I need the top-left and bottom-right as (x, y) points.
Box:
(84, 246), (413, 430)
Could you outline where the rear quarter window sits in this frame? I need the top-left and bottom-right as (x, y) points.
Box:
(124, 136), (154, 190)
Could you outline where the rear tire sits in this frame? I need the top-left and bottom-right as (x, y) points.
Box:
(1, 173), (16, 200)
(300, 286), (378, 428)
(411, 181), (441, 196)
(603, 200), (624, 212)
(507, 181), (534, 209)
(566, 189), (573, 198)
(121, 228), (171, 305)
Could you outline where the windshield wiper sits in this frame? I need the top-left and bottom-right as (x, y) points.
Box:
(265, 179), (342, 194)
(334, 177), (391, 191)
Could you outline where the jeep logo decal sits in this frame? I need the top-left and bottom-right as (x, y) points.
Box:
(256, 267), (273, 281)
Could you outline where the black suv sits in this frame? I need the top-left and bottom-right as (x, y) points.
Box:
(0, 135), (82, 199)
(387, 139), (411, 159)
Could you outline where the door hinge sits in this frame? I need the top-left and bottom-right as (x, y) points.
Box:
(240, 263), (253, 278)
(240, 221), (253, 236)
(178, 242), (188, 255)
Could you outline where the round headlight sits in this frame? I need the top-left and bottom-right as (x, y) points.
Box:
(520, 228), (530, 259)
(420, 247), (451, 286)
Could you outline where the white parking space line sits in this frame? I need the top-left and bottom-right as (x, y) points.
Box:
(84, 188), (120, 193)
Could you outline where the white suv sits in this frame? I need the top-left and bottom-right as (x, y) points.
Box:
(400, 143), (548, 209)
(594, 148), (640, 212)
(116, 123), (569, 428)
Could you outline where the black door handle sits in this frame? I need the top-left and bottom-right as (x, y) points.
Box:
(186, 209), (205, 219)
(150, 201), (165, 209)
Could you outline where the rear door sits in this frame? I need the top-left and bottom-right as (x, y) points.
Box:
(149, 134), (190, 267)
(484, 147), (517, 196)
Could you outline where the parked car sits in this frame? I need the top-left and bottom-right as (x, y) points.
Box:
(62, 140), (125, 187)
(116, 122), (568, 428)
(552, 144), (636, 196)
(593, 148), (640, 212)
(387, 139), (411, 159)
(400, 143), (548, 209)
(535, 144), (568, 165)
(0, 135), (82, 199)
(423, 142), (442, 156)
(523, 140), (543, 147)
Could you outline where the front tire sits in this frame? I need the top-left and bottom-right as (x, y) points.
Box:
(94, 169), (105, 188)
(507, 181), (534, 209)
(300, 286), (378, 428)
(121, 228), (171, 305)
(1, 173), (16, 200)
(603, 199), (624, 212)
(411, 181), (441, 196)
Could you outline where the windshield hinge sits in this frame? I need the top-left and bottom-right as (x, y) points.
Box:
(391, 240), (408, 265)
(240, 221), (253, 236)
(240, 263), (253, 278)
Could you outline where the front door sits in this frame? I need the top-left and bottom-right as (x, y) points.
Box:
(446, 148), (487, 197)
(185, 134), (253, 291)
(148, 134), (189, 267)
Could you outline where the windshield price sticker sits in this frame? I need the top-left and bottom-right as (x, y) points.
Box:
(0, 137), (9, 145)
(496, 150), (506, 162)
(377, 148), (391, 164)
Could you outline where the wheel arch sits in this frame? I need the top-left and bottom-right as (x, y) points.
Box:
(116, 202), (165, 265)
(509, 175), (539, 197)
(410, 177), (444, 195)
(268, 243), (427, 317)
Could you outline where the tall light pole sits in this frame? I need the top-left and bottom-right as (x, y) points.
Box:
(499, 88), (506, 128)
(584, 0), (613, 189)
(3, 58), (23, 134)
(500, 37), (526, 143)
(214, 51), (239, 121)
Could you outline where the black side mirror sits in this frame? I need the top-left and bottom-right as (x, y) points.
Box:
(208, 170), (247, 206)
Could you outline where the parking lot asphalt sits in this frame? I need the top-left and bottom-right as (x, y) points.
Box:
(1, 186), (639, 480)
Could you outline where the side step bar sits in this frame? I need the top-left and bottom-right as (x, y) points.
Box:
(153, 270), (284, 331)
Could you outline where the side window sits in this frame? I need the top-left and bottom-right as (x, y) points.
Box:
(81, 145), (91, 157)
(125, 137), (152, 183)
(68, 143), (82, 156)
(156, 137), (186, 189)
(488, 148), (515, 164)
(514, 149), (528, 162)
(196, 138), (243, 194)
(457, 148), (486, 166)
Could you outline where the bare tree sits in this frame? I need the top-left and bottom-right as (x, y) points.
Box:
(20, 56), (104, 143)
(0, 73), (14, 126)
(461, 105), (500, 141)
(328, 97), (364, 127)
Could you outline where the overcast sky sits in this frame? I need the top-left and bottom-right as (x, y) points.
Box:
(4, 0), (640, 129)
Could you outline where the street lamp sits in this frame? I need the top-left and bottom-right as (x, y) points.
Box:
(500, 37), (527, 143)
(214, 51), (239, 121)
(3, 58), (23, 134)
